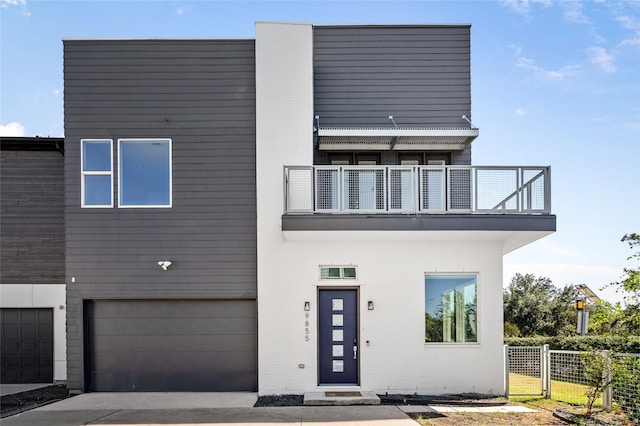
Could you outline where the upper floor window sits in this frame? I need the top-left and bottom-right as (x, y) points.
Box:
(425, 274), (477, 343)
(81, 139), (113, 208)
(118, 139), (172, 208)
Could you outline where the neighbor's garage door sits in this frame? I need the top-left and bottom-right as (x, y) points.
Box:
(86, 299), (257, 392)
(1, 308), (54, 384)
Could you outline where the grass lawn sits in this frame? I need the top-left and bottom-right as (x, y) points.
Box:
(508, 372), (603, 407)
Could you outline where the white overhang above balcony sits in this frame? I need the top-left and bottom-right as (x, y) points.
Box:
(317, 126), (479, 151)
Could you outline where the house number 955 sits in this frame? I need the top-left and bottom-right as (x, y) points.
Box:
(305, 312), (310, 341)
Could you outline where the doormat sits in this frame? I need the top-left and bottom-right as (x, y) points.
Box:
(325, 391), (362, 397)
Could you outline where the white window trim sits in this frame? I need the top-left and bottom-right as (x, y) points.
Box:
(81, 139), (113, 208)
(424, 272), (480, 346)
(117, 138), (173, 208)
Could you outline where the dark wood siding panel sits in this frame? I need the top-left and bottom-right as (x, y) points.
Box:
(0, 150), (64, 284)
(63, 38), (256, 293)
(63, 39), (257, 391)
(313, 25), (472, 128)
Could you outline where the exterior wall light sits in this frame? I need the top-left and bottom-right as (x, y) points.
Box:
(158, 260), (172, 270)
(304, 301), (310, 311)
(368, 301), (374, 310)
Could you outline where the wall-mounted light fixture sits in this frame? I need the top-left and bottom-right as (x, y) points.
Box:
(157, 260), (172, 271)
(304, 301), (310, 311)
(368, 301), (374, 311)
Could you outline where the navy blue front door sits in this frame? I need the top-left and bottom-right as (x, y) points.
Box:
(318, 289), (358, 384)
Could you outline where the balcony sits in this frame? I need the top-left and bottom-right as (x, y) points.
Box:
(284, 165), (551, 215)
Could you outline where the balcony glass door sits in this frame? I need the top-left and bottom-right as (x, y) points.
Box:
(356, 156), (379, 211)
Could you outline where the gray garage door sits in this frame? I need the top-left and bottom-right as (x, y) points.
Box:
(85, 299), (257, 392)
(1, 308), (54, 384)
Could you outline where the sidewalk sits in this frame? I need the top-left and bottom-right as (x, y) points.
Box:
(0, 392), (535, 426)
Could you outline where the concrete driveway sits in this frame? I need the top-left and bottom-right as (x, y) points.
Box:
(1, 393), (420, 426)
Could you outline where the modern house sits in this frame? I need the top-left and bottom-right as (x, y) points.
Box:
(0, 136), (66, 385)
(62, 22), (555, 395)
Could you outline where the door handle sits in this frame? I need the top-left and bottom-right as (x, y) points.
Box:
(353, 345), (358, 360)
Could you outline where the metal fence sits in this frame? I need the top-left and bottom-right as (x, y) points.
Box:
(547, 350), (604, 407)
(284, 165), (551, 214)
(612, 353), (640, 424)
(504, 346), (546, 397)
(506, 346), (640, 422)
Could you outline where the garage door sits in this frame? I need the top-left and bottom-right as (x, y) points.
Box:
(85, 299), (257, 392)
(1, 308), (54, 384)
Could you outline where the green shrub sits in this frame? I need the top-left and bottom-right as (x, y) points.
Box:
(504, 335), (640, 353)
(612, 355), (640, 424)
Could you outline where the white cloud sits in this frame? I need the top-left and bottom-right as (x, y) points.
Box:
(1, 0), (26, 8)
(515, 107), (527, 116)
(511, 44), (582, 81)
(1, 0), (29, 15)
(615, 13), (639, 31)
(587, 46), (616, 72)
(616, 14), (640, 47)
(499, 0), (552, 15)
(516, 56), (582, 80)
(53, 88), (61, 96)
(539, 239), (583, 259)
(508, 44), (523, 57)
(175, 5), (192, 16)
(0, 121), (26, 136)
(562, 1), (590, 24)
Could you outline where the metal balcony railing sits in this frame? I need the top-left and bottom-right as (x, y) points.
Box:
(284, 165), (551, 214)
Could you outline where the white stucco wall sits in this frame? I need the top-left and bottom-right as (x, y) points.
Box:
(0, 284), (67, 382)
(255, 22), (505, 396)
(257, 234), (505, 395)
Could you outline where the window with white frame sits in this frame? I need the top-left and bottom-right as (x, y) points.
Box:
(118, 139), (172, 207)
(319, 266), (357, 280)
(425, 274), (477, 343)
(81, 139), (113, 207)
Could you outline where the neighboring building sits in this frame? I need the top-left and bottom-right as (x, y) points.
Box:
(63, 22), (555, 395)
(0, 136), (66, 384)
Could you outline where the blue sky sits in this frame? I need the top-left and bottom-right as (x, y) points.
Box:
(1, 0), (638, 303)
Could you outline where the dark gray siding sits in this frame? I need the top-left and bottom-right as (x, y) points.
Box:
(313, 25), (472, 128)
(0, 146), (64, 284)
(282, 214), (557, 232)
(63, 39), (256, 391)
(313, 25), (472, 166)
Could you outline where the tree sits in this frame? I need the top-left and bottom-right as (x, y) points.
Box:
(601, 233), (640, 334)
(589, 300), (636, 335)
(503, 273), (579, 337)
(503, 321), (521, 337)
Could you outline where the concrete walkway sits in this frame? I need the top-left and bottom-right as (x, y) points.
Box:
(0, 392), (536, 426)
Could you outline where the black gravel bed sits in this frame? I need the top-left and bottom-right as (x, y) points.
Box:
(254, 394), (305, 407)
(255, 393), (506, 407)
(378, 393), (507, 406)
(1, 385), (70, 418)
